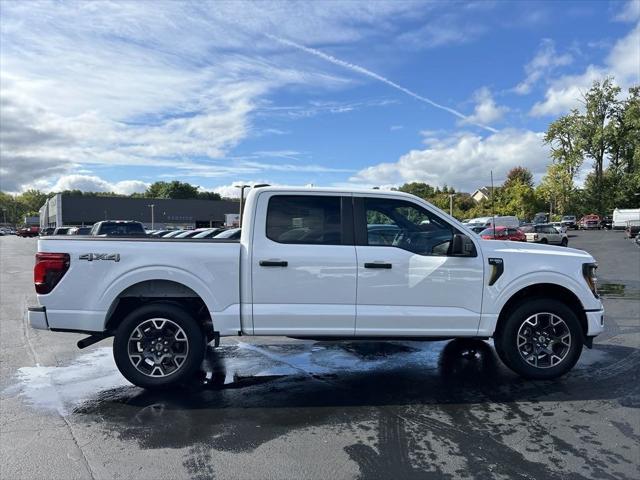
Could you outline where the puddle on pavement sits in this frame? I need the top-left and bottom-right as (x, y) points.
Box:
(5, 338), (632, 420)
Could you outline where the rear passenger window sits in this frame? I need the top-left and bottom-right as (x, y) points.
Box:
(266, 195), (342, 245)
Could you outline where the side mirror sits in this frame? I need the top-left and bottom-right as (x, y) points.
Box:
(451, 233), (476, 256)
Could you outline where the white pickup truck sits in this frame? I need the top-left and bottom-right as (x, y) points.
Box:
(28, 187), (604, 388)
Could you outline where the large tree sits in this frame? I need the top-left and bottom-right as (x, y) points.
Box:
(579, 78), (621, 212)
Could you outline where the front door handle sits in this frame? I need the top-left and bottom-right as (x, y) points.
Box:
(259, 260), (288, 267)
(364, 262), (392, 269)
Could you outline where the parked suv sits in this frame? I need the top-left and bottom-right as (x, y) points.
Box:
(522, 224), (569, 246)
(90, 221), (147, 237)
(561, 215), (577, 229)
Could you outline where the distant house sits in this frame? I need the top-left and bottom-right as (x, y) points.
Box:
(471, 187), (492, 203)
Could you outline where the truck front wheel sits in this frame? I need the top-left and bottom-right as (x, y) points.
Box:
(113, 303), (205, 389)
(494, 299), (583, 379)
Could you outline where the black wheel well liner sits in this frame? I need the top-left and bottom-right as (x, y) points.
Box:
(104, 280), (214, 336)
(495, 283), (588, 339)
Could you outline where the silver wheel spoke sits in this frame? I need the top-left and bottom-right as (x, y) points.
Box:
(127, 317), (190, 379)
(517, 312), (571, 369)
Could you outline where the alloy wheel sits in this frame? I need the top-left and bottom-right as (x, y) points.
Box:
(127, 318), (189, 377)
(517, 313), (571, 368)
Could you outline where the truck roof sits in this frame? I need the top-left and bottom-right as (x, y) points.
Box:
(247, 185), (420, 198)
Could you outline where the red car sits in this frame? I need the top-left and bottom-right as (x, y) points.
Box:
(16, 226), (40, 238)
(479, 226), (526, 241)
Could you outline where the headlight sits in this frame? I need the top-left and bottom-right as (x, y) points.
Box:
(582, 262), (598, 298)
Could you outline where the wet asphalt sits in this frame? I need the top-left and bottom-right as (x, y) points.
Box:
(1, 231), (639, 480)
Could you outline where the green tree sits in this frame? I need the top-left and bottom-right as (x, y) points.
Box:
(503, 166), (534, 189)
(579, 78), (621, 212)
(16, 189), (49, 213)
(144, 181), (221, 200)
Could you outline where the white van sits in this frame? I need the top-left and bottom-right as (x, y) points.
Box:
(613, 208), (640, 229)
(488, 216), (520, 228)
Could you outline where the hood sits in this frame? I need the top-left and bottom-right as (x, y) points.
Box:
(478, 239), (594, 261)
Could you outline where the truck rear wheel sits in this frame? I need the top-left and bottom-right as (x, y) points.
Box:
(113, 303), (205, 389)
(495, 299), (583, 379)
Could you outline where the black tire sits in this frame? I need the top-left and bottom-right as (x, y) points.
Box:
(539, 238), (548, 244)
(561, 238), (568, 247)
(113, 303), (205, 389)
(494, 299), (583, 379)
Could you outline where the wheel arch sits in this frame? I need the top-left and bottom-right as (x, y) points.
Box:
(104, 279), (214, 337)
(495, 283), (588, 340)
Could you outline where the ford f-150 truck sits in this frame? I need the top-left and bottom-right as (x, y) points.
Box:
(27, 187), (604, 388)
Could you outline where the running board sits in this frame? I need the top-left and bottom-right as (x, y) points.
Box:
(77, 333), (109, 349)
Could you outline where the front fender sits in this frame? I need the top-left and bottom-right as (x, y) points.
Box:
(486, 270), (595, 315)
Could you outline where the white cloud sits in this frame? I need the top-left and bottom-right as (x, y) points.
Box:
(209, 181), (277, 199)
(614, 0), (640, 22)
(350, 129), (549, 191)
(46, 175), (149, 195)
(3, 1), (419, 192)
(459, 88), (509, 126)
(531, 23), (640, 116)
(267, 34), (499, 132)
(515, 39), (573, 95)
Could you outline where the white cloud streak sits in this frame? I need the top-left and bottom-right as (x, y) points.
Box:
(266, 34), (499, 133)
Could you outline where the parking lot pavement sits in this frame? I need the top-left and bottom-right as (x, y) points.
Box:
(1, 232), (639, 480)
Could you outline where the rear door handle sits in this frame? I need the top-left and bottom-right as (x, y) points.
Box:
(364, 262), (392, 269)
(259, 260), (288, 267)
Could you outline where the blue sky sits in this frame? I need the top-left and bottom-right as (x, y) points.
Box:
(1, 0), (638, 196)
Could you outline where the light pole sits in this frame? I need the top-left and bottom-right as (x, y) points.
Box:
(448, 194), (456, 217)
(235, 185), (250, 227)
(1, 207), (6, 225)
(147, 204), (155, 230)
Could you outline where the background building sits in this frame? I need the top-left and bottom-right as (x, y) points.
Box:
(39, 194), (238, 229)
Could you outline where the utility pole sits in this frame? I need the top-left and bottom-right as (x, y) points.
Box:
(235, 185), (250, 227)
(1, 208), (6, 225)
(448, 194), (455, 217)
(147, 204), (155, 230)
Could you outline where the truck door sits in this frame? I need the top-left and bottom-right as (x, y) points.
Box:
(353, 196), (484, 336)
(250, 193), (357, 335)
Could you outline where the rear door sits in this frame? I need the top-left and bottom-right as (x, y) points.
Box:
(353, 196), (484, 336)
(250, 193), (357, 335)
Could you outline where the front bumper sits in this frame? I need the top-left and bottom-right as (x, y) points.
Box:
(28, 306), (49, 330)
(585, 309), (605, 336)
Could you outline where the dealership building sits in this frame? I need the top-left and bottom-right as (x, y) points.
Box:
(39, 194), (239, 229)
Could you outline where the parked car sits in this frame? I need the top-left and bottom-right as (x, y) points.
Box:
(214, 227), (241, 239)
(522, 224), (569, 246)
(487, 216), (520, 228)
(533, 212), (549, 224)
(175, 228), (214, 239)
(150, 230), (171, 237)
(479, 226), (526, 242)
(367, 224), (401, 245)
(624, 223), (640, 238)
(550, 222), (568, 234)
(27, 186), (604, 389)
(162, 230), (187, 238)
(17, 226), (40, 237)
(192, 228), (225, 239)
(468, 225), (487, 234)
(90, 221), (147, 237)
(561, 215), (577, 229)
(39, 227), (55, 236)
(67, 227), (92, 235)
(600, 216), (613, 230)
(52, 227), (71, 235)
(613, 208), (640, 229)
(579, 214), (601, 230)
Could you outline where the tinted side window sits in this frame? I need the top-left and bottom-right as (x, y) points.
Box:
(364, 198), (454, 256)
(267, 195), (342, 245)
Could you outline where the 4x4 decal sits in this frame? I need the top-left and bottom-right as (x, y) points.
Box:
(78, 253), (120, 262)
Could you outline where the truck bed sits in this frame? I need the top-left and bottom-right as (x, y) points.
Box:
(37, 236), (241, 333)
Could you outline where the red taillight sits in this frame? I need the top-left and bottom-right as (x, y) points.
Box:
(34, 253), (70, 294)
